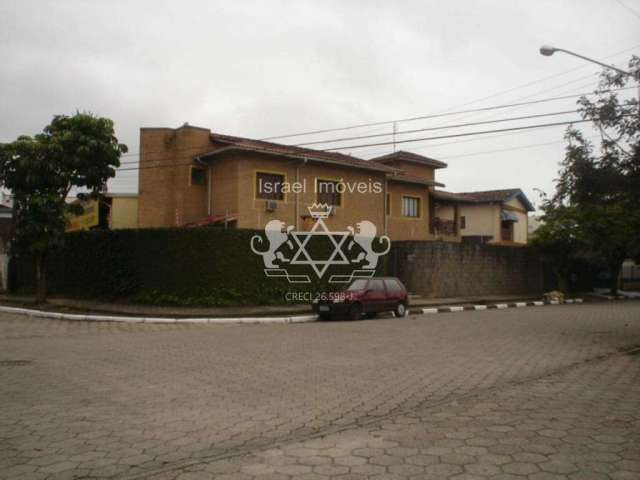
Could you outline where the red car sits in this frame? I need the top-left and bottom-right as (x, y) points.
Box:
(313, 277), (409, 321)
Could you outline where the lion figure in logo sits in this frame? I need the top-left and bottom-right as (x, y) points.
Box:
(348, 220), (391, 269)
(250, 220), (293, 268)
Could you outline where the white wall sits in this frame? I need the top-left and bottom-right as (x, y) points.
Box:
(504, 197), (529, 243)
(459, 204), (499, 240)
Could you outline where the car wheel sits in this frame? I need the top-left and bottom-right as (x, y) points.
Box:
(319, 313), (331, 321)
(348, 303), (363, 321)
(395, 302), (407, 318)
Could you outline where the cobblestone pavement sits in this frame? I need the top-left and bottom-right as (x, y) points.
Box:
(1, 302), (639, 480)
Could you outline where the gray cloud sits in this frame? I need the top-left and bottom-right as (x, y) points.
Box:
(1, 0), (638, 203)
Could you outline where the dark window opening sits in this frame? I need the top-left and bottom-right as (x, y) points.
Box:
(317, 179), (342, 206)
(501, 220), (513, 241)
(256, 172), (285, 200)
(191, 167), (207, 186)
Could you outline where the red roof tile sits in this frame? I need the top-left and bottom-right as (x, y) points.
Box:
(431, 188), (534, 211)
(370, 150), (448, 169)
(198, 133), (398, 174)
(430, 190), (478, 202)
(389, 174), (444, 188)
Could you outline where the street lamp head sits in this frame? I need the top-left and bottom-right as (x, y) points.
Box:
(539, 45), (557, 56)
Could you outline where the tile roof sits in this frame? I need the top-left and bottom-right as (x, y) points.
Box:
(370, 150), (448, 169)
(388, 174), (445, 188)
(198, 133), (398, 174)
(431, 188), (535, 211)
(455, 188), (523, 202)
(430, 190), (478, 203)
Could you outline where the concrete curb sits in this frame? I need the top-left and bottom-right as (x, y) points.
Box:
(595, 294), (640, 301)
(2, 295), (636, 324)
(0, 305), (318, 324)
(414, 298), (584, 315)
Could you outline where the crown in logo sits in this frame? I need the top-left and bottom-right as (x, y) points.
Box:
(308, 203), (332, 218)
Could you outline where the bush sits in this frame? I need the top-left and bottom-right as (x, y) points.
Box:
(12, 227), (388, 306)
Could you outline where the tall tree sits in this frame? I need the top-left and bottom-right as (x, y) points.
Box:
(539, 56), (639, 294)
(531, 196), (583, 293)
(0, 113), (127, 303)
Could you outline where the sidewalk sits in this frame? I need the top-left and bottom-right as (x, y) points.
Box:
(0, 292), (543, 318)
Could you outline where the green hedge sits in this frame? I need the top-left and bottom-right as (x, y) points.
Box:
(12, 227), (388, 306)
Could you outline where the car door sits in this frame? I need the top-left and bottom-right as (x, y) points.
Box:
(383, 279), (404, 310)
(364, 279), (387, 313)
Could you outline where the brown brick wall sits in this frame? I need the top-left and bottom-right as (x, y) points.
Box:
(137, 125), (452, 242)
(210, 155), (239, 219)
(386, 181), (432, 241)
(228, 153), (387, 233)
(382, 159), (436, 181)
(138, 126), (212, 228)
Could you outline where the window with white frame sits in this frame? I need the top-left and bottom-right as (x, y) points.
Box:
(402, 196), (420, 218)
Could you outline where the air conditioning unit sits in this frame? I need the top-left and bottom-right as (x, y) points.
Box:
(265, 200), (278, 212)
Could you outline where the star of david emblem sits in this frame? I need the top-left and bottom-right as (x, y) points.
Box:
(289, 217), (351, 278)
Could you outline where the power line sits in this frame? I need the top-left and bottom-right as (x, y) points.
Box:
(323, 118), (599, 152)
(354, 79), (608, 157)
(116, 126), (571, 171)
(295, 110), (578, 147)
(259, 43), (639, 141)
(615, 0), (640, 21)
(437, 135), (598, 160)
(110, 132), (593, 176)
(115, 85), (635, 164)
(113, 117), (598, 174)
(359, 125), (570, 159)
(423, 74), (599, 131)
(258, 77), (590, 141)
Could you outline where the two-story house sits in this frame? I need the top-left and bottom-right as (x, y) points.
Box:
(430, 188), (534, 244)
(137, 124), (533, 243)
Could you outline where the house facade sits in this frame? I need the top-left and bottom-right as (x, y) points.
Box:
(431, 189), (534, 245)
(137, 124), (533, 243)
(105, 193), (139, 229)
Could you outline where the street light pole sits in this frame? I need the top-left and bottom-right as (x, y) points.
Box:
(539, 45), (639, 119)
(539, 45), (633, 77)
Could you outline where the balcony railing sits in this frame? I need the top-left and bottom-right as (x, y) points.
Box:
(431, 217), (456, 236)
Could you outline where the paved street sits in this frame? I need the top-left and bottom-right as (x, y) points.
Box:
(1, 302), (639, 480)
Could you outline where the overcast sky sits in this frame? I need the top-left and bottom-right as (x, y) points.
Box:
(1, 0), (639, 208)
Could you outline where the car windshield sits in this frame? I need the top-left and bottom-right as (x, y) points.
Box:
(345, 279), (368, 291)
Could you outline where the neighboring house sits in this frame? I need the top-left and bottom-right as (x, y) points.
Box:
(104, 193), (138, 229)
(431, 189), (535, 245)
(137, 124), (532, 242)
(368, 151), (447, 241)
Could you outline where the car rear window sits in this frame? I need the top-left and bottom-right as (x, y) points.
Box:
(346, 279), (368, 291)
(384, 279), (404, 292)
